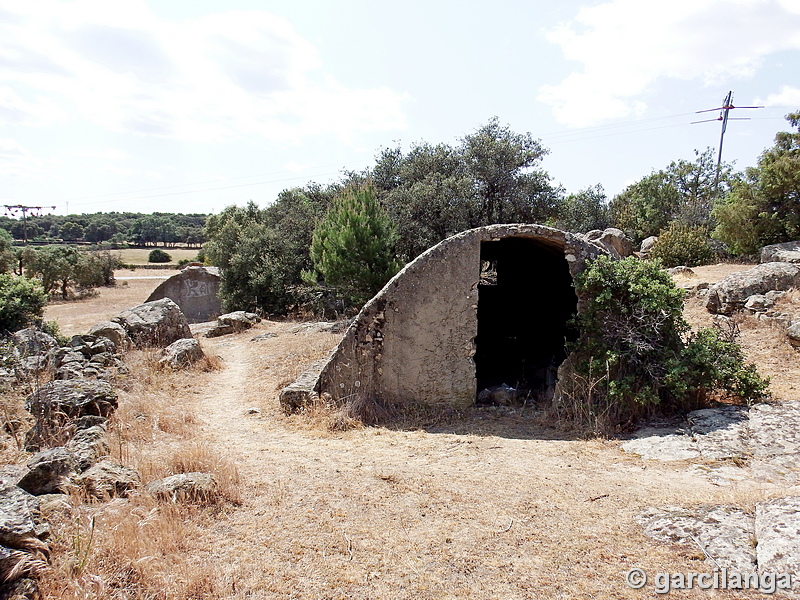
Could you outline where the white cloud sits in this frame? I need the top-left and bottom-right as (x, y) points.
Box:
(0, 0), (409, 143)
(757, 85), (800, 107)
(539, 0), (800, 126)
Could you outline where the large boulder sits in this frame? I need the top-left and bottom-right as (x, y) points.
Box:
(585, 227), (633, 259)
(0, 482), (48, 550)
(0, 482), (49, 589)
(760, 240), (800, 264)
(705, 262), (800, 314)
(26, 380), (117, 423)
(74, 459), (140, 499)
(145, 266), (222, 323)
(204, 311), (261, 338)
(17, 448), (77, 496)
(11, 329), (57, 357)
(87, 321), (131, 350)
(112, 298), (192, 348)
(24, 380), (117, 450)
(159, 338), (205, 370)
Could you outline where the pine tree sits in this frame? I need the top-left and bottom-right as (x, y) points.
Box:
(309, 183), (401, 305)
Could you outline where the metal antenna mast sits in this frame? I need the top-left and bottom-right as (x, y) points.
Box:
(692, 91), (763, 192)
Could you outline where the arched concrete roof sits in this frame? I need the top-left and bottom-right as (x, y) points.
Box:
(280, 224), (605, 411)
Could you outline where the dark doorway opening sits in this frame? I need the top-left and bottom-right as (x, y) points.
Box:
(474, 237), (578, 403)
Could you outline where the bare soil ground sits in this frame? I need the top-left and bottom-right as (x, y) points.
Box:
(28, 266), (800, 598)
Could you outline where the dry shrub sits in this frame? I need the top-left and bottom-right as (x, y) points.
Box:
(132, 442), (242, 506)
(40, 494), (232, 600)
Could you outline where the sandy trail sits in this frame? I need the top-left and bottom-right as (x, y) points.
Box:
(182, 325), (756, 599)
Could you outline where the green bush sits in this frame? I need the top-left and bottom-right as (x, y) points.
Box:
(648, 222), (714, 267)
(0, 274), (47, 334)
(148, 248), (172, 263)
(558, 256), (769, 433)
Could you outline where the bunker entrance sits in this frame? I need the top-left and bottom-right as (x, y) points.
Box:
(475, 237), (578, 403)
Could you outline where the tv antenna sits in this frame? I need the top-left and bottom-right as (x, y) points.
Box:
(3, 204), (57, 244)
(692, 91), (763, 192)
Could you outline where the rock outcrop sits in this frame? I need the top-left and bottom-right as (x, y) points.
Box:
(204, 311), (261, 338)
(112, 298), (192, 347)
(705, 262), (800, 314)
(159, 338), (205, 369)
(760, 240), (800, 264)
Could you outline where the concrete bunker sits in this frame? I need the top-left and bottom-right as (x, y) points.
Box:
(280, 224), (605, 412)
(475, 237), (578, 401)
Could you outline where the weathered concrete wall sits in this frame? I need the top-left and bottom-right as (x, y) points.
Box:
(280, 224), (604, 411)
(145, 266), (221, 324)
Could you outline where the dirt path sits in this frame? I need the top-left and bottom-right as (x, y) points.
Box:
(182, 326), (758, 599)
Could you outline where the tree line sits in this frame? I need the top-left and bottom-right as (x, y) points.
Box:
(204, 113), (800, 316)
(0, 212), (207, 247)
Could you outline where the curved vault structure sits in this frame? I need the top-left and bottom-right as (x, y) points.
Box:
(280, 224), (605, 411)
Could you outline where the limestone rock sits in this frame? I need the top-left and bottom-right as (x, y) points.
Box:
(638, 505), (756, 571)
(640, 236), (659, 254)
(744, 294), (773, 312)
(112, 298), (192, 348)
(586, 227), (633, 259)
(26, 380), (117, 424)
(705, 262), (800, 314)
(74, 459), (140, 499)
(621, 434), (699, 461)
(159, 338), (204, 369)
(11, 329), (57, 357)
(0, 482), (48, 549)
(205, 311), (261, 338)
(145, 472), (218, 502)
(760, 240), (800, 264)
(87, 321), (131, 350)
(755, 496), (800, 588)
(64, 426), (109, 472)
(17, 448), (77, 496)
(788, 323), (800, 348)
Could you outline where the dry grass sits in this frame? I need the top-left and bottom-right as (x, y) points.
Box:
(25, 266), (799, 599)
(44, 270), (175, 337)
(40, 494), (234, 600)
(116, 248), (199, 266)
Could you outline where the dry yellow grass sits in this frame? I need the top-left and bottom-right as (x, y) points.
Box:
(116, 248), (199, 266)
(17, 264), (797, 599)
(44, 270), (175, 337)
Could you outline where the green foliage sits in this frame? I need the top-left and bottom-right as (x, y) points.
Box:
(610, 149), (734, 243)
(309, 183), (401, 305)
(713, 111), (800, 254)
(148, 248), (172, 263)
(204, 190), (334, 314)
(0, 274), (47, 334)
(562, 256), (769, 431)
(610, 171), (683, 243)
(553, 185), (610, 233)
(27, 246), (114, 300)
(0, 229), (15, 273)
(648, 222), (715, 267)
(372, 118), (563, 261)
(59, 221), (85, 241)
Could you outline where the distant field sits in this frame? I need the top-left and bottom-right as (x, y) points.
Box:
(113, 247), (200, 265)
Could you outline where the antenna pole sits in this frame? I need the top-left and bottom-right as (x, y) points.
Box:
(693, 91), (763, 198)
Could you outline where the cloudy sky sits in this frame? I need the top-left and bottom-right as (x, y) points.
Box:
(1, 0), (799, 216)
